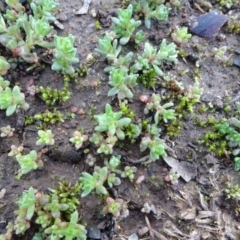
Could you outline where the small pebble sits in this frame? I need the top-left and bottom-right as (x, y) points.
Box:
(135, 175), (145, 185)
(162, 167), (168, 172)
(138, 226), (149, 236)
(71, 106), (78, 113)
(79, 108), (85, 115)
(62, 124), (70, 129)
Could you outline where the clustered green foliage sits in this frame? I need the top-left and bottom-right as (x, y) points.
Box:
(225, 182), (240, 199)
(0, 0), (79, 74)
(132, 0), (171, 29)
(131, 40), (178, 76)
(80, 155), (136, 197)
(175, 81), (203, 115)
(77, 65), (88, 77)
(144, 93), (176, 123)
(167, 119), (183, 137)
(13, 185), (87, 240)
(25, 109), (64, 127)
(216, 0), (238, 8)
(0, 0), (212, 237)
(226, 16), (240, 34)
(203, 127), (227, 157)
(119, 101), (135, 120)
(137, 68), (157, 88)
(215, 119), (240, 171)
(39, 85), (71, 105)
(90, 103), (141, 154)
(95, 4), (178, 99)
(202, 117), (240, 171)
(50, 180), (82, 219)
(0, 77), (29, 116)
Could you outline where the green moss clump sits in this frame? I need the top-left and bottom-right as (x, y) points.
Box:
(137, 69), (157, 88)
(25, 109), (64, 127)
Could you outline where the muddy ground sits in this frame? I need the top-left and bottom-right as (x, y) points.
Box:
(0, 0), (240, 239)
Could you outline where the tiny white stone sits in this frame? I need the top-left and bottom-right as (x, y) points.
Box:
(75, 0), (92, 15)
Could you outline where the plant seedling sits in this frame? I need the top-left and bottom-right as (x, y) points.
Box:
(0, 125), (15, 137)
(133, 0), (171, 29)
(52, 35), (79, 75)
(225, 182), (240, 199)
(69, 131), (88, 149)
(44, 210), (87, 240)
(144, 94), (176, 123)
(112, 4), (141, 45)
(131, 40), (178, 76)
(108, 67), (138, 100)
(140, 124), (167, 161)
(15, 150), (43, 179)
(0, 85), (29, 116)
(102, 197), (124, 218)
(171, 27), (192, 45)
(0, 56), (10, 75)
(36, 129), (55, 145)
(94, 104), (131, 140)
(95, 33), (122, 61)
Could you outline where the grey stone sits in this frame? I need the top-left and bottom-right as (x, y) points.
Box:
(87, 226), (101, 239)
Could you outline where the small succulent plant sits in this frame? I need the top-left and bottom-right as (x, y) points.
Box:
(14, 187), (37, 234)
(0, 56), (10, 75)
(0, 125), (15, 137)
(171, 26), (192, 45)
(94, 104), (131, 140)
(144, 94), (176, 123)
(69, 131), (88, 149)
(90, 132), (118, 155)
(140, 124), (167, 161)
(8, 145), (24, 157)
(133, 0), (171, 29)
(164, 169), (180, 185)
(79, 167), (109, 197)
(15, 150), (43, 179)
(80, 156), (124, 197)
(51, 35), (79, 75)
(225, 182), (240, 199)
(44, 210), (87, 240)
(131, 40), (178, 76)
(121, 166), (137, 182)
(102, 197), (124, 218)
(111, 4), (141, 45)
(108, 67), (138, 100)
(0, 81), (29, 116)
(31, 0), (60, 22)
(95, 32), (122, 61)
(36, 129), (55, 145)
